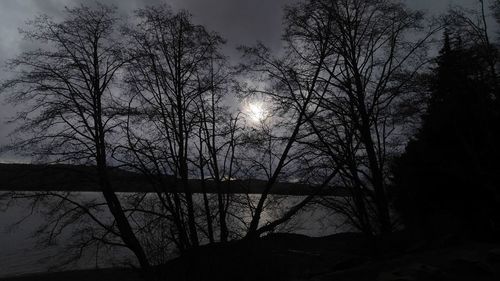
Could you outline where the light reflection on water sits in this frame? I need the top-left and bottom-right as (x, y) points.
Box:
(0, 192), (349, 277)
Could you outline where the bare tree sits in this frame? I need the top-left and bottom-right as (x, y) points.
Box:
(237, 0), (437, 237)
(237, 0), (341, 236)
(303, 0), (437, 233)
(194, 58), (241, 242)
(446, 0), (498, 81)
(0, 3), (152, 273)
(119, 5), (227, 249)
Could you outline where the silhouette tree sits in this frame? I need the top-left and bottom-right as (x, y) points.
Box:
(392, 29), (500, 239)
(237, 1), (340, 237)
(194, 63), (241, 243)
(118, 5), (232, 249)
(0, 3), (152, 275)
(274, 0), (436, 235)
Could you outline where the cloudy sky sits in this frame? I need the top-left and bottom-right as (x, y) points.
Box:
(0, 0), (489, 162)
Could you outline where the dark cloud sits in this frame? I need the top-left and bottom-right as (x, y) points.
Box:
(173, 0), (293, 50)
(0, 0), (488, 161)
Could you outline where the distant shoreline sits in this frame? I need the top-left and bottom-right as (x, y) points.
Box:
(0, 164), (347, 196)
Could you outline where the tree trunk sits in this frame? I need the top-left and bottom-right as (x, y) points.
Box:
(353, 74), (391, 234)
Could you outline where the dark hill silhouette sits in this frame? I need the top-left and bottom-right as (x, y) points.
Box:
(0, 163), (347, 196)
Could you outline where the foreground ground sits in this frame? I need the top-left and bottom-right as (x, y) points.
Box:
(2, 232), (500, 281)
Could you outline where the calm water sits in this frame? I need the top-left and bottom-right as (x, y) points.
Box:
(0, 192), (349, 277)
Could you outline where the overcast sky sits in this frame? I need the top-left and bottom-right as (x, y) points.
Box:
(0, 0), (490, 162)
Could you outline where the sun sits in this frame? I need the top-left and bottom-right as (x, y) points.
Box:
(245, 100), (268, 124)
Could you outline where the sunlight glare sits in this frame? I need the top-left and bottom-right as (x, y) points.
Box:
(246, 101), (268, 124)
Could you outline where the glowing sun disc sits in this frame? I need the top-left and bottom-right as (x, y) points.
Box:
(246, 101), (267, 123)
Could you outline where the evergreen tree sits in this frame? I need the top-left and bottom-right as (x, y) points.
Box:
(392, 31), (500, 239)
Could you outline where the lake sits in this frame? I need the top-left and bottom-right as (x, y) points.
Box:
(0, 192), (350, 278)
